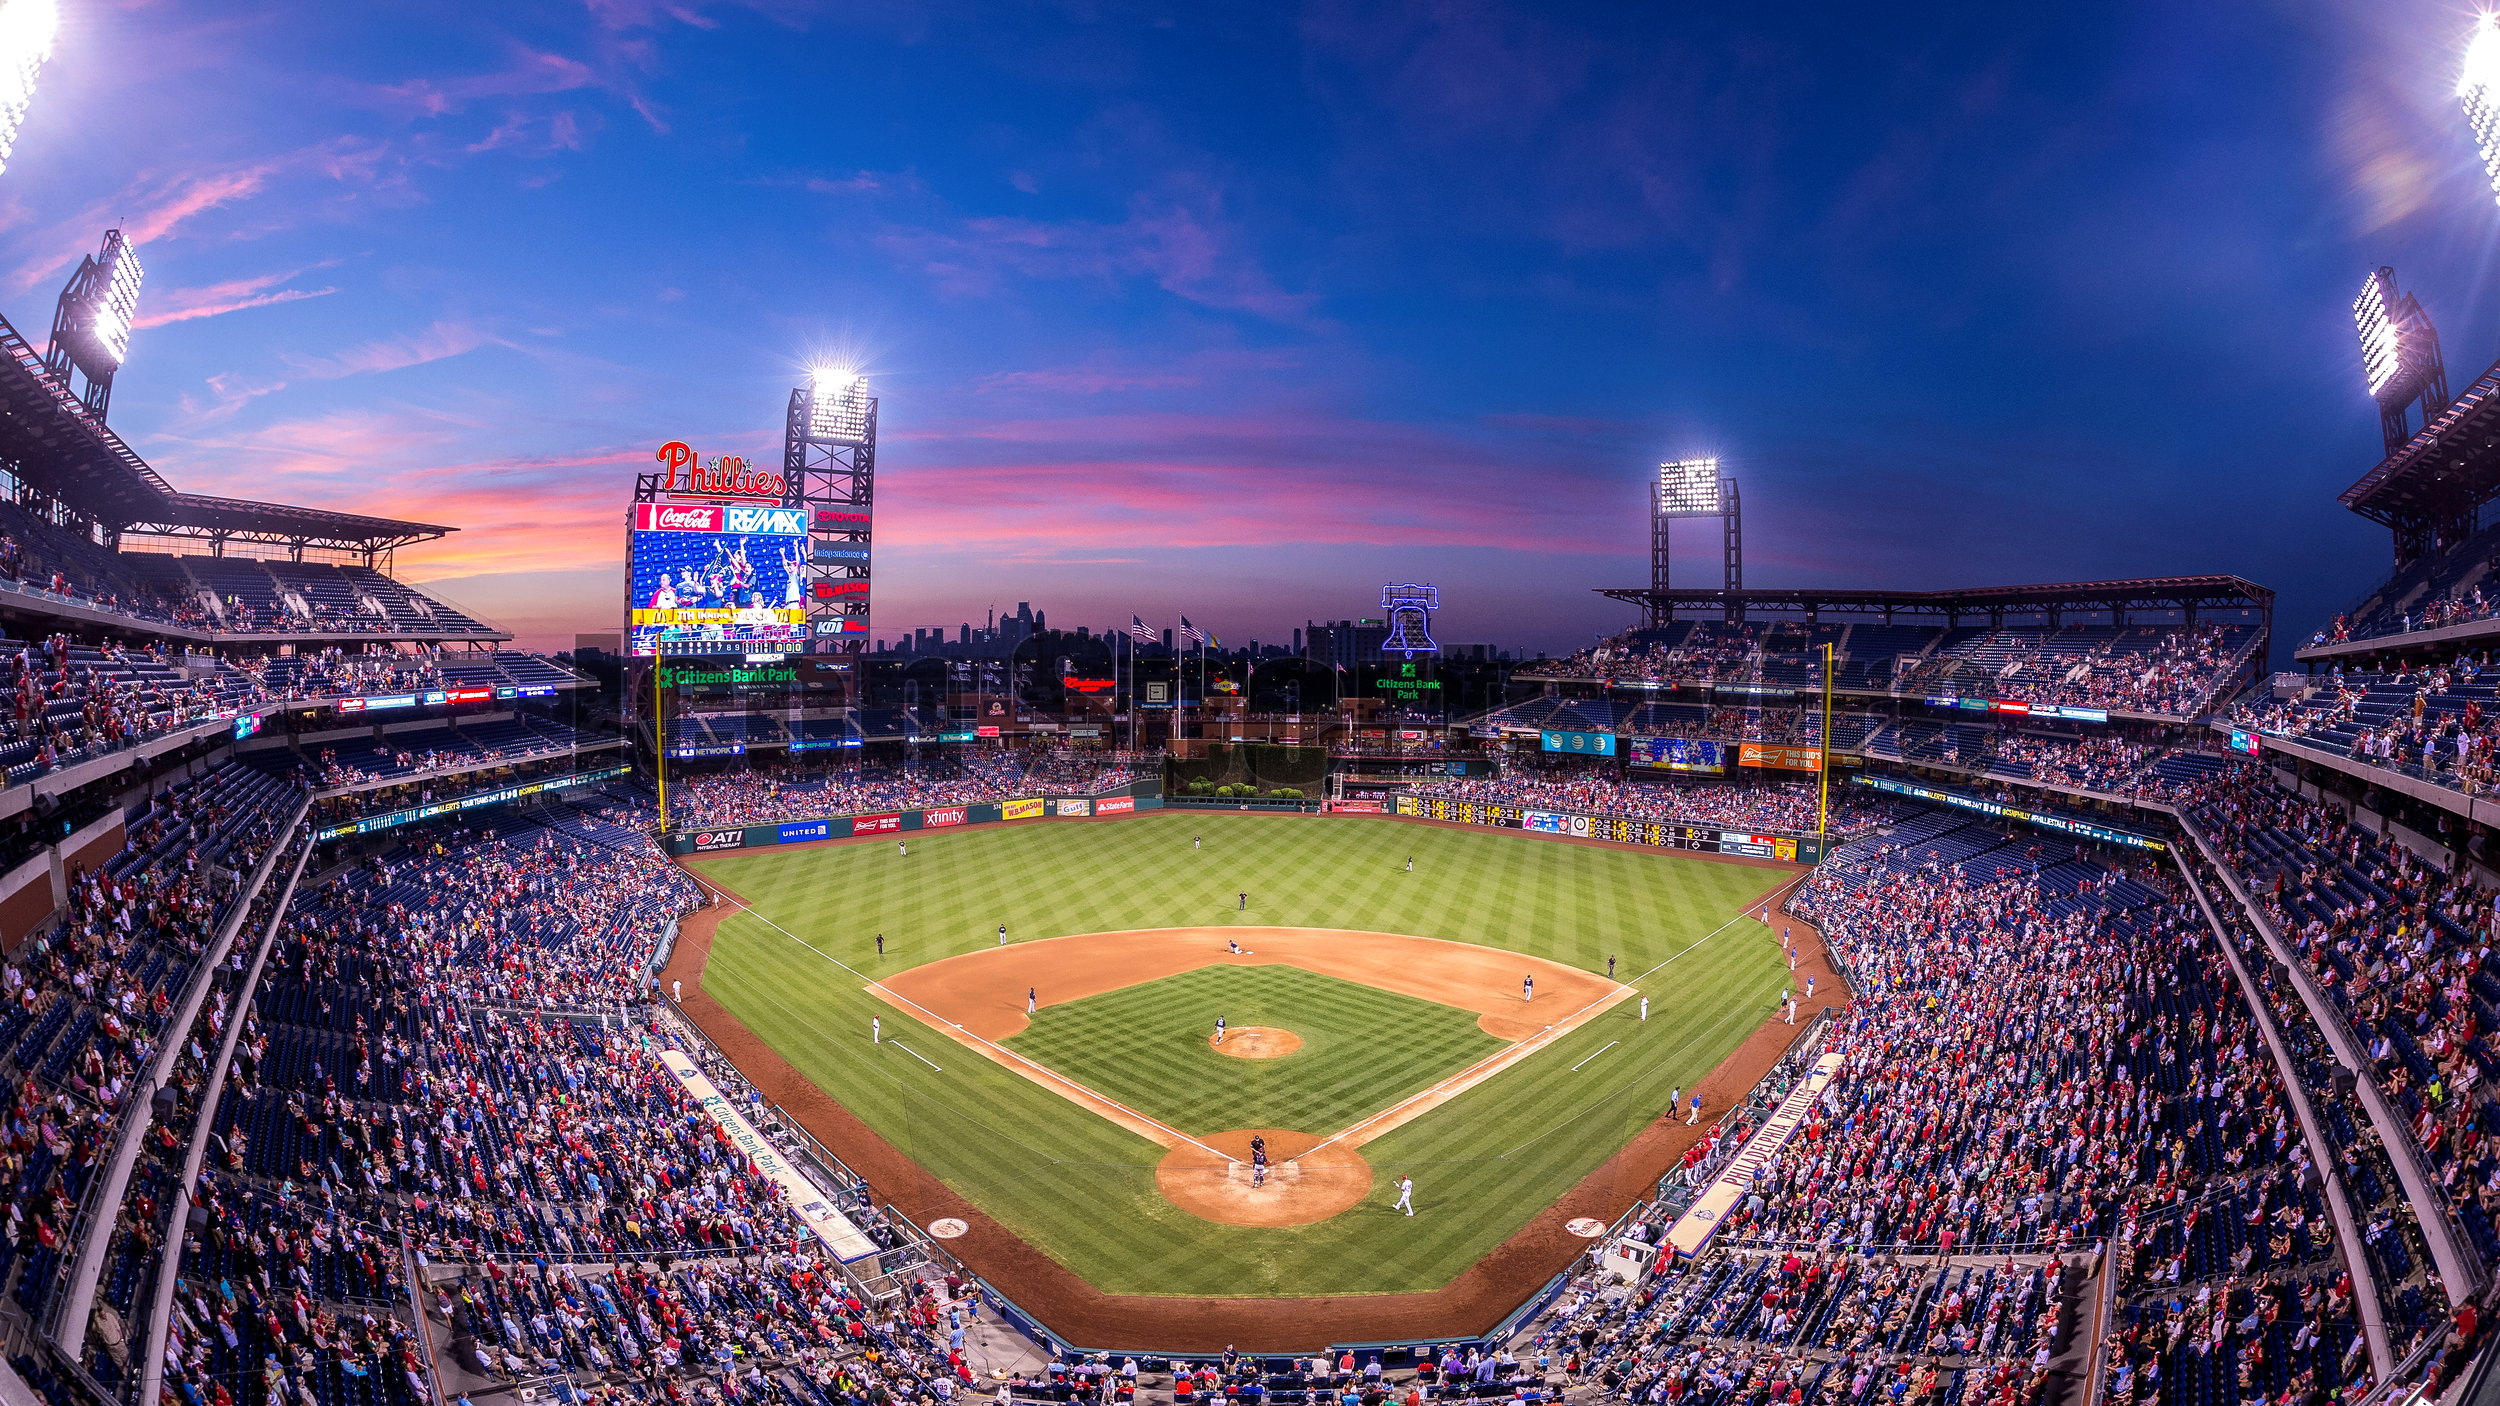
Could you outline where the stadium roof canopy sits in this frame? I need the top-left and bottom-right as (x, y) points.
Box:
(2339, 349), (2500, 559)
(1597, 574), (2274, 626)
(0, 312), (451, 555)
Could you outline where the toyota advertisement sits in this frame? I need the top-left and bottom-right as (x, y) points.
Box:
(629, 502), (812, 656)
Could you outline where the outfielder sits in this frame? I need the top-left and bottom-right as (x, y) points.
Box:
(1393, 1175), (1414, 1216)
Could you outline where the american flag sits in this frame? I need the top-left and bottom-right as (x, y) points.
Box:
(1178, 616), (1204, 643)
(1129, 614), (1157, 643)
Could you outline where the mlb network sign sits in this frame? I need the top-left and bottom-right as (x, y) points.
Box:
(634, 503), (807, 536)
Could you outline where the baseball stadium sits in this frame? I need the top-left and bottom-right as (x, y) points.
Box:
(0, 9), (2496, 1406)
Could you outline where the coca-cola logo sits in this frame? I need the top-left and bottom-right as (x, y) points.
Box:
(638, 503), (723, 532)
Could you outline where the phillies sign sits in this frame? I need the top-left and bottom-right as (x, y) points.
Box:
(654, 440), (788, 501)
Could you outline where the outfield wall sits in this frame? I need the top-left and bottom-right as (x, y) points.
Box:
(660, 791), (1164, 855)
(1383, 794), (1829, 865)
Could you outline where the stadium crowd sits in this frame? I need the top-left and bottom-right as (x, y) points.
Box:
(665, 750), (1141, 828)
(2229, 651), (2500, 797)
(1524, 808), (2398, 1406)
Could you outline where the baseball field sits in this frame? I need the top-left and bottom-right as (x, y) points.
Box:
(684, 810), (1795, 1304)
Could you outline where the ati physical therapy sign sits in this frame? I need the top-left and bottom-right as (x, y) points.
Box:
(654, 440), (789, 501)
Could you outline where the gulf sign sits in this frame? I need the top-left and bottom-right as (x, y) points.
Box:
(1055, 798), (1092, 817)
(924, 807), (968, 828)
(854, 812), (902, 834)
(634, 503), (805, 535)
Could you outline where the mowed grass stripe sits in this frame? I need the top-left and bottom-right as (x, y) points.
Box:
(1005, 966), (1507, 1135)
(695, 812), (1788, 1297)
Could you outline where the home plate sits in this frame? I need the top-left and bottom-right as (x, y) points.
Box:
(927, 1218), (969, 1239)
(1565, 1217), (1607, 1238)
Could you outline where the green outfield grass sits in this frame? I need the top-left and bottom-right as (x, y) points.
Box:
(694, 810), (1790, 1299)
(1003, 965), (1508, 1136)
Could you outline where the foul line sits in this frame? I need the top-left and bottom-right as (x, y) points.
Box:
(718, 895), (1230, 1161)
(1625, 869), (1812, 988)
(890, 1040), (943, 1072)
(1571, 1040), (1619, 1072)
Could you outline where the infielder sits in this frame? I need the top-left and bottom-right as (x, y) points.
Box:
(1393, 1175), (1414, 1216)
(1639, 995), (1649, 1021)
(1027, 987), (1037, 1014)
(998, 924), (1007, 945)
(1522, 975), (1533, 1002)
(1214, 1015), (1227, 1045)
(873, 1017), (881, 1044)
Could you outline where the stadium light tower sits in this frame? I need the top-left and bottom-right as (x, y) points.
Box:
(0, 0), (57, 177)
(1650, 458), (1743, 626)
(2463, 14), (2500, 207)
(788, 367), (875, 652)
(42, 228), (144, 420)
(2353, 266), (2450, 458)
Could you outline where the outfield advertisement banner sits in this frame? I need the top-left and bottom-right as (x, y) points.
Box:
(1540, 728), (1615, 756)
(666, 792), (1157, 854)
(311, 764), (633, 842)
(1391, 795), (1820, 863)
(1627, 737), (1724, 773)
(1851, 773), (2166, 852)
(1738, 744), (1822, 773)
(1666, 1050), (1844, 1257)
(657, 1050), (881, 1263)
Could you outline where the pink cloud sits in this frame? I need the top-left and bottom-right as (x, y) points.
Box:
(282, 321), (493, 380)
(134, 269), (336, 330)
(878, 183), (1320, 324)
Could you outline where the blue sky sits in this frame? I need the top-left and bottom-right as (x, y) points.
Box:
(0, 0), (2488, 654)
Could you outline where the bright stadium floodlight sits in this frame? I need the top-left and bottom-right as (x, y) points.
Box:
(89, 231), (141, 369)
(2355, 267), (2404, 399)
(0, 0), (53, 176)
(1657, 457), (1723, 517)
(2464, 14), (2500, 207)
(806, 367), (870, 443)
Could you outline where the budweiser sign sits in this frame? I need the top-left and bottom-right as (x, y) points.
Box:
(655, 440), (788, 501)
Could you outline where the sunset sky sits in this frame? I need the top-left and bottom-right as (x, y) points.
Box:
(7, 0), (2494, 653)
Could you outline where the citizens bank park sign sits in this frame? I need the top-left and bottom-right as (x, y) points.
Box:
(652, 440), (789, 502)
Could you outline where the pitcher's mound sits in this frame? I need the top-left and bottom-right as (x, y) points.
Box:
(1211, 1026), (1301, 1059)
(1155, 1129), (1371, 1226)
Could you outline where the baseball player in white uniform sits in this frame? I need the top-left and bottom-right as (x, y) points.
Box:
(1393, 1175), (1414, 1216)
(1214, 1016), (1227, 1045)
